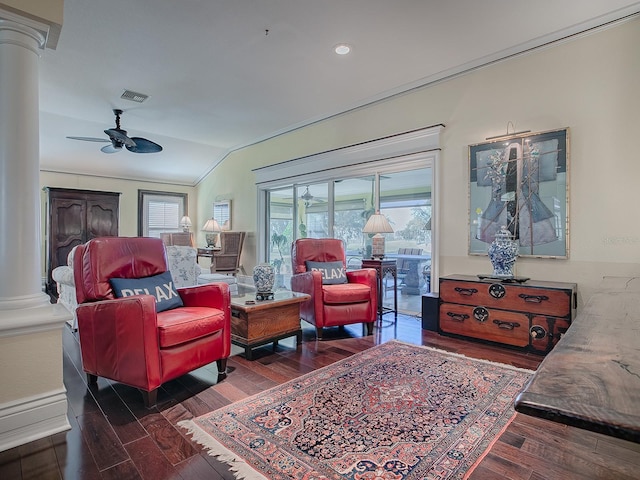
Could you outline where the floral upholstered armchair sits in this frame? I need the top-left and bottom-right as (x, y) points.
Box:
(164, 245), (206, 288)
(52, 245), (81, 329)
(165, 245), (237, 293)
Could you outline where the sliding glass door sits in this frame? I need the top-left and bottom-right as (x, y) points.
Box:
(299, 183), (329, 239)
(379, 168), (432, 293)
(332, 176), (374, 256)
(264, 166), (433, 293)
(267, 187), (294, 280)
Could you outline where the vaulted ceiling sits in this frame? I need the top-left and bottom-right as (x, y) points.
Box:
(37, 0), (640, 185)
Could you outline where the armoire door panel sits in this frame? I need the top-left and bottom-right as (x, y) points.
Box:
(51, 198), (86, 241)
(86, 200), (119, 238)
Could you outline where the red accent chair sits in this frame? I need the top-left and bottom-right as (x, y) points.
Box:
(73, 237), (231, 408)
(291, 238), (377, 339)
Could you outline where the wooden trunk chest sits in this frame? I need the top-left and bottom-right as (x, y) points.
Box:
(439, 274), (577, 354)
(229, 291), (309, 360)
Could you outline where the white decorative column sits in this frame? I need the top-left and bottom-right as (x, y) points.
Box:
(0, 9), (70, 453)
(0, 20), (49, 307)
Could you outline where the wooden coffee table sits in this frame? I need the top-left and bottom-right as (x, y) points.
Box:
(229, 291), (310, 360)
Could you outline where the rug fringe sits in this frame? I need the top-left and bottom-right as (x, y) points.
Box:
(178, 419), (268, 480)
(462, 412), (518, 479)
(391, 340), (536, 374)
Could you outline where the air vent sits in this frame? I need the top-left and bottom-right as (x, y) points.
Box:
(120, 90), (149, 103)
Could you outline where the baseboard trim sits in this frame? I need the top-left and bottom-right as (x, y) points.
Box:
(0, 388), (70, 452)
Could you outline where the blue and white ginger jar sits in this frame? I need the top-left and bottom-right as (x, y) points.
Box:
(487, 226), (519, 278)
(253, 263), (275, 293)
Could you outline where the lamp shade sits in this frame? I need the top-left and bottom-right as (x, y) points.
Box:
(180, 216), (192, 232)
(362, 211), (393, 259)
(362, 212), (393, 234)
(201, 218), (221, 232)
(201, 218), (221, 248)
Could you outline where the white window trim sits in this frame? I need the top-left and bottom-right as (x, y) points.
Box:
(137, 190), (187, 237)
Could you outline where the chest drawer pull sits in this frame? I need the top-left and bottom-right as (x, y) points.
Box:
(488, 283), (506, 299)
(454, 287), (478, 296)
(493, 319), (521, 330)
(519, 293), (549, 303)
(446, 312), (469, 322)
(473, 306), (489, 322)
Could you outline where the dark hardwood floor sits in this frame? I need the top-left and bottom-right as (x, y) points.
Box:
(2, 313), (639, 479)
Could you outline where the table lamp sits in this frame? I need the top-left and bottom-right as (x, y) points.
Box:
(201, 218), (221, 247)
(180, 215), (192, 232)
(362, 211), (393, 259)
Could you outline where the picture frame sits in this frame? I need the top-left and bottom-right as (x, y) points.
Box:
(213, 200), (231, 231)
(468, 127), (569, 258)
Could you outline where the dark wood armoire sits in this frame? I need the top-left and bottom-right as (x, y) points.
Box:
(44, 187), (121, 300)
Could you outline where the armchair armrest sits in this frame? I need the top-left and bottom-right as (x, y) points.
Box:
(52, 265), (79, 328)
(347, 268), (378, 309)
(178, 282), (230, 310)
(76, 295), (162, 391)
(291, 270), (323, 295)
(291, 271), (324, 324)
(347, 268), (377, 286)
(52, 265), (74, 287)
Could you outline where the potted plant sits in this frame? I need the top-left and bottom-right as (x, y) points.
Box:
(271, 232), (288, 273)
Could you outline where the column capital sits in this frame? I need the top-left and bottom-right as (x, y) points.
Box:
(0, 18), (45, 53)
(0, 6), (60, 50)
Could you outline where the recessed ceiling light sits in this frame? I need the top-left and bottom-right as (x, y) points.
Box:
(334, 44), (351, 55)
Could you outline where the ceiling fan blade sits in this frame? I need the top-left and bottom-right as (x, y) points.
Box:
(67, 136), (110, 143)
(68, 110), (161, 154)
(126, 137), (163, 153)
(101, 144), (123, 154)
(104, 128), (136, 147)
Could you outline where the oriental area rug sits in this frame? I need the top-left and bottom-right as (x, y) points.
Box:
(179, 340), (532, 480)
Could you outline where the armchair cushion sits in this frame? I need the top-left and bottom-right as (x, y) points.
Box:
(305, 260), (347, 285)
(110, 271), (184, 312)
(323, 283), (371, 303)
(157, 306), (226, 348)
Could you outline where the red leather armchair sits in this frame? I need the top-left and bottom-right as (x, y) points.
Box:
(291, 238), (377, 338)
(73, 237), (231, 408)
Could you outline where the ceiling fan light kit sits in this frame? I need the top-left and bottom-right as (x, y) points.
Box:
(67, 109), (163, 154)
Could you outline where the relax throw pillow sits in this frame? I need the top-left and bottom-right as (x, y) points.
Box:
(110, 271), (184, 312)
(305, 261), (347, 285)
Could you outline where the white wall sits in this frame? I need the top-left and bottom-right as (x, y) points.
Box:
(197, 17), (640, 306)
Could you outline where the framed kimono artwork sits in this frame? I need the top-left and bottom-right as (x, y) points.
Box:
(468, 127), (569, 258)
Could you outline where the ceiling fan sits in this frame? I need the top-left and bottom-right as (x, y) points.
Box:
(67, 109), (163, 154)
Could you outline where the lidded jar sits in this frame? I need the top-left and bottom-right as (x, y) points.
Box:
(253, 263), (275, 293)
(487, 226), (518, 278)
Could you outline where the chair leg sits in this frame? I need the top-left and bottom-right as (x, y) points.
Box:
(141, 389), (158, 409)
(316, 327), (324, 340)
(217, 358), (228, 380)
(365, 321), (374, 336)
(86, 373), (98, 385)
